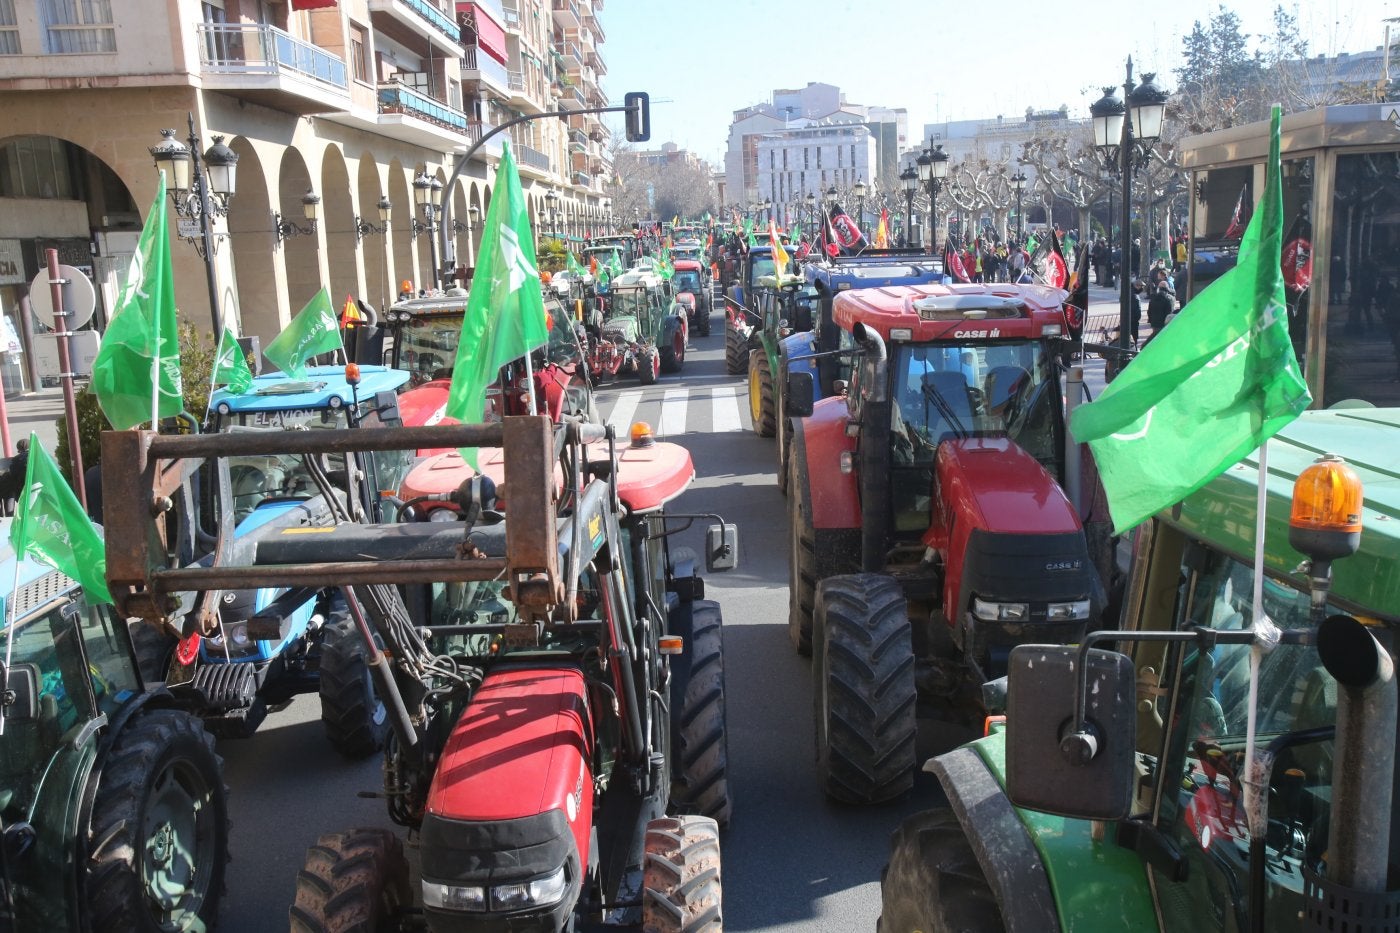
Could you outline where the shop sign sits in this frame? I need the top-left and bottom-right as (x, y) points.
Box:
(0, 240), (23, 286)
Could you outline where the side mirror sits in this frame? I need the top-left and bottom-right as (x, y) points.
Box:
(0, 661), (38, 722)
(1005, 644), (1135, 820)
(785, 370), (815, 418)
(705, 523), (739, 572)
(374, 389), (401, 426)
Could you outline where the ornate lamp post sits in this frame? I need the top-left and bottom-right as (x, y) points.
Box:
(1091, 61), (1169, 373)
(412, 171), (444, 290)
(916, 143), (948, 254)
(763, 197), (772, 225)
(853, 177), (867, 229)
(804, 191), (816, 234)
(899, 166), (918, 247)
(355, 195), (391, 240)
(1010, 169), (1027, 241)
(149, 117), (240, 335)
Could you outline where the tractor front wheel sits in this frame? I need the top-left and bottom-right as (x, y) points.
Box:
(660, 329), (686, 374)
(813, 573), (917, 805)
(642, 815), (723, 932)
(747, 352), (776, 437)
(788, 456), (815, 656)
(85, 709), (229, 933)
(639, 348), (660, 385)
(697, 301), (712, 337)
(879, 808), (1005, 932)
(724, 324), (746, 375)
(318, 615), (390, 759)
(670, 601), (732, 828)
(290, 828), (411, 932)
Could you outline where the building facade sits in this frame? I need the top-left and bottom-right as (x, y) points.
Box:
(0, 0), (612, 391)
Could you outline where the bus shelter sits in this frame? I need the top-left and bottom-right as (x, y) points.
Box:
(1179, 103), (1400, 408)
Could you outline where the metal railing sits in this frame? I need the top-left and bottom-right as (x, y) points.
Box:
(461, 46), (510, 88)
(377, 83), (467, 130)
(508, 70), (527, 92)
(197, 23), (348, 90)
(572, 171), (592, 187)
(501, 0), (521, 28)
(516, 144), (552, 171)
(465, 119), (499, 144)
(551, 0), (580, 21)
(394, 0), (459, 42)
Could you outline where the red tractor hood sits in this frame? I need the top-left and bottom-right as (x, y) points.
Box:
(397, 379), (461, 456)
(926, 436), (1081, 547)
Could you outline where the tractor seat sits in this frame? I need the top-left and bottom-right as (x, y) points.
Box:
(984, 365), (1032, 418)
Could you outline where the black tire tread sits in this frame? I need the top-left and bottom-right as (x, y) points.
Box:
(289, 827), (410, 933)
(318, 616), (389, 760)
(814, 573), (917, 805)
(85, 709), (229, 933)
(642, 815), (723, 932)
(878, 808), (1005, 932)
(724, 325), (746, 376)
(748, 352), (776, 437)
(671, 602), (732, 827)
(639, 348), (659, 385)
(787, 455), (814, 656)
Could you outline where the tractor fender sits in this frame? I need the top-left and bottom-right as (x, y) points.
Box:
(777, 332), (819, 393)
(928, 746), (1062, 933)
(790, 398), (860, 531)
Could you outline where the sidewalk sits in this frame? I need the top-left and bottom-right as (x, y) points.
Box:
(3, 385), (66, 456)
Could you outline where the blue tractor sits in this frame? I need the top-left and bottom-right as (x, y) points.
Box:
(159, 364), (412, 757)
(775, 252), (947, 493)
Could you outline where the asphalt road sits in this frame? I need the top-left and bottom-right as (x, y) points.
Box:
(217, 292), (1114, 930)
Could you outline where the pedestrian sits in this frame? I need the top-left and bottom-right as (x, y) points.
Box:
(1091, 238), (1107, 286)
(1144, 283), (1174, 346)
(1130, 238), (1142, 278)
(1174, 238), (1187, 275)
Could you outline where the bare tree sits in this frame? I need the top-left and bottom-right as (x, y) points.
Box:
(946, 159), (1014, 241)
(1021, 132), (1118, 243)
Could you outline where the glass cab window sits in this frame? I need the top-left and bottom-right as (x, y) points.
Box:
(398, 315), (461, 385)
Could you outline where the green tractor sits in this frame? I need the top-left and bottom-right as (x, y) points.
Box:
(881, 407), (1400, 932)
(744, 273), (813, 438)
(0, 526), (227, 932)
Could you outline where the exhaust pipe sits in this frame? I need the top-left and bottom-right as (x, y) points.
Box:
(851, 323), (889, 573)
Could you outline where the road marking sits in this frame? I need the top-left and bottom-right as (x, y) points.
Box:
(606, 390), (641, 432)
(711, 386), (743, 433)
(660, 388), (688, 437)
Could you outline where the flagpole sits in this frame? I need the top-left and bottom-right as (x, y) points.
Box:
(523, 347), (538, 416)
(0, 556), (22, 737)
(206, 328), (224, 430)
(1242, 441), (1280, 850)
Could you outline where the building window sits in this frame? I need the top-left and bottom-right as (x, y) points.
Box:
(40, 0), (116, 53)
(0, 0), (19, 54)
(850, 144), (856, 166)
(803, 147), (809, 170)
(0, 137), (77, 200)
(837, 145), (842, 168)
(816, 147), (821, 169)
(349, 24), (368, 84)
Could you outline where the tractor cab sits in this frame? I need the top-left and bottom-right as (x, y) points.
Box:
(585, 234), (638, 269)
(591, 269), (688, 381)
(383, 292), (471, 385)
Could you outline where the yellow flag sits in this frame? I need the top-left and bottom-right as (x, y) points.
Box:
(770, 221), (791, 274)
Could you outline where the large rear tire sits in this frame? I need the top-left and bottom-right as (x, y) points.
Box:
(290, 827), (410, 932)
(813, 574), (917, 805)
(878, 809), (1005, 932)
(787, 455), (815, 657)
(642, 815), (723, 932)
(747, 352), (775, 438)
(318, 615), (390, 759)
(639, 348), (660, 385)
(670, 602), (732, 828)
(661, 329), (686, 374)
(724, 324), (746, 375)
(85, 709), (229, 933)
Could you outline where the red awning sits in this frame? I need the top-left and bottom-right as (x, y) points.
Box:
(290, 0), (338, 10)
(458, 2), (507, 65)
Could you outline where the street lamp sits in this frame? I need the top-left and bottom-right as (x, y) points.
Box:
(853, 177), (867, 229)
(274, 189), (321, 243)
(1091, 60), (1169, 372)
(763, 198), (772, 225)
(413, 170), (444, 289)
(916, 143), (948, 254)
(149, 116), (239, 335)
(1010, 168), (1027, 240)
(804, 191), (816, 232)
(355, 195), (391, 240)
(899, 166), (918, 247)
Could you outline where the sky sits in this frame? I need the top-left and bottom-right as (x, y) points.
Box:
(596, 0), (1399, 166)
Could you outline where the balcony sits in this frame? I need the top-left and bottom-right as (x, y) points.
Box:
(516, 143), (552, 174)
(556, 39), (582, 64)
(572, 171), (592, 188)
(506, 70), (546, 112)
(368, 0), (462, 56)
(583, 3), (604, 41)
(196, 23), (350, 115)
(461, 45), (510, 100)
(585, 47), (605, 74)
(375, 82), (470, 148)
(557, 85), (586, 111)
(501, 0), (521, 30)
(551, 0), (581, 28)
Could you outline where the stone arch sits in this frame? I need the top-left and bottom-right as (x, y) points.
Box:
(355, 152), (393, 311)
(276, 148), (321, 322)
(387, 160), (415, 297)
(320, 145), (358, 308)
(448, 180), (468, 284)
(225, 137), (278, 340)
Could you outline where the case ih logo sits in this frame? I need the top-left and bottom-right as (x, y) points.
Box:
(952, 328), (1001, 338)
(1045, 559), (1082, 572)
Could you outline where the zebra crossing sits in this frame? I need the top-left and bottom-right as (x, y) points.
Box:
(600, 382), (750, 438)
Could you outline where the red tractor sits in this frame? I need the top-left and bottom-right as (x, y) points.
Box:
(100, 418), (739, 933)
(783, 283), (1112, 804)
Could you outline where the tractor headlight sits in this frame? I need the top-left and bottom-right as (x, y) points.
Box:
(1046, 599), (1091, 621)
(489, 866), (569, 911)
(427, 507), (459, 522)
(422, 880), (487, 911)
(972, 598), (1029, 622)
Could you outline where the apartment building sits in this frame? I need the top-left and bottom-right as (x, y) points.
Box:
(0, 0), (612, 380)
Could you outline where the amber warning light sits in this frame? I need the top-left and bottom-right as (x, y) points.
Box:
(629, 422), (655, 448)
(1289, 453), (1363, 567)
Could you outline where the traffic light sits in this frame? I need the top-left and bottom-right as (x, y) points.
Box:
(624, 92), (650, 142)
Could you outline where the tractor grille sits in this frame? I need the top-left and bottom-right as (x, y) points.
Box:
(13, 570), (78, 617)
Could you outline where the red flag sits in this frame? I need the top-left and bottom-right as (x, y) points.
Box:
(828, 204), (866, 252)
(1223, 185), (1250, 239)
(1281, 216), (1312, 293)
(943, 241), (970, 282)
(1063, 245), (1090, 339)
(340, 293), (364, 327)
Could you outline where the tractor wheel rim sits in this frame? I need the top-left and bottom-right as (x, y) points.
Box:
(749, 365), (762, 423)
(143, 759), (215, 923)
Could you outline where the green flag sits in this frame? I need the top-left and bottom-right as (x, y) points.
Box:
(90, 174), (183, 431)
(264, 287), (342, 379)
(213, 326), (253, 394)
(1069, 106), (1310, 534)
(567, 251), (585, 277)
(445, 141), (549, 467)
(9, 432), (112, 605)
(607, 253), (624, 278)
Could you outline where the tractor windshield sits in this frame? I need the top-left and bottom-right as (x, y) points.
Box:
(674, 271), (702, 293)
(397, 315), (462, 385)
(610, 289), (651, 318)
(889, 339), (1058, 462)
